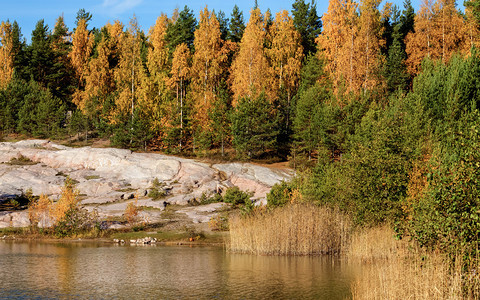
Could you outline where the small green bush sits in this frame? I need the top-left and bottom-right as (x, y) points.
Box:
(267, 181), (293, 208)
(148, 178), (166, 200)
(223, 187), (252, 206)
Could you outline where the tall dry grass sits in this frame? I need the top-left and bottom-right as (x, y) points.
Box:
(227, 204), (351, 255)
(349, 226), (480, 300)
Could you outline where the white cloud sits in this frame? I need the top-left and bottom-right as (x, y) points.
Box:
(101, 0), (142, 15)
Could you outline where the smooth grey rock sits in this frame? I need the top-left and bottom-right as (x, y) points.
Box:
(0, 140), (293, 227)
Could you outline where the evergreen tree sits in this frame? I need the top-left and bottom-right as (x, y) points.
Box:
(26, 20), (54, 89)
(228, 5), (246, 43)
(215, 10), (229, 41)
(75, 8), (92, 27)
(291, 0), (322, 56)
(50, 15), (74, 102)
(231, 93), (278, 158)
(385, 25), (410, 92)
(166, 5), (197, 52)
(10, 21), (27, 78)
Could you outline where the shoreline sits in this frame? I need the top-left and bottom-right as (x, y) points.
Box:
(0, 226), (229, 247)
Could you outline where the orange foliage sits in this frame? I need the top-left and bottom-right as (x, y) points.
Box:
(191, 6), (230, 131)
(0, 21), (14, 89)
(267, 10), (303, 101)
(230, 8), (273, 105)
(317, 0), (359, 96)
(406, 0), (469, 75)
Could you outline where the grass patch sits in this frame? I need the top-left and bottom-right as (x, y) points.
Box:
(7, 155), (37, 165)
(116, 188), (136, 193)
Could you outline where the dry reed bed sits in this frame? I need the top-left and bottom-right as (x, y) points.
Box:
(227, 204), (351, 255)
(349, 226), (480, 300)
(228, 204), (479, 299)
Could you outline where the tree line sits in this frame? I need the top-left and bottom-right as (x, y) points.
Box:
(1, 0), (480, 262)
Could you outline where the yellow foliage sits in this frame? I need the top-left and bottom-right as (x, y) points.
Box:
(267, 10), (303, 101)
(230, 8), (273, 105)
(190, 6), (230, 131)
(51, 178), (80, 223)
(0, 21), (14, 89)
(406, 0), (469, 75)
(28, 194), (53, 228)
(124, 198), (140, 225)
(69, 19), (94, 86)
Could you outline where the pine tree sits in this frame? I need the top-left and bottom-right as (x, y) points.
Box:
(228, 5), (246, 43)
(215, 10), (229, 41)
(291, 0), (322, 56)
(166, 6), (197, 52)
(50, 15), (73, 101)
(231, 93), (278, 158)
(75, 8), (92, 27)
(27, 20), (55, 89)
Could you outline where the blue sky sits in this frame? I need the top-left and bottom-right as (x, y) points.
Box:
(0, 0), (463, 43)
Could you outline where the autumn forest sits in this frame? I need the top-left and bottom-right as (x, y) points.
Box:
(1, 0), (480, 266)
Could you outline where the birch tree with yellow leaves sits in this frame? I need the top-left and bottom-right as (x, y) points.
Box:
(317, 0), (359, 95)
(0, 21), (14, 89)
(357, 0), (384, 90)
(69, 18), (94, 107)
(170, 42), (191, 149)
(190, 7), (229, 143)
(143, 13), (171, 135)
(81, 21), (123, 118)
(113, 16), (146, 122)
(230, 8), (272, 105)
(267, 10), (303, 102)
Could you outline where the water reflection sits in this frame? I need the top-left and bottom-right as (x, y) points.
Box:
(0, 241), (352, 299)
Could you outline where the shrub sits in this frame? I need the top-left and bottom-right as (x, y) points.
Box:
(267, 181), (294, 208)
(208, 215), (229, 231)
(223, 187), (252, 206)
(124, 200), (140, 226)
(148, 178), (166, 200)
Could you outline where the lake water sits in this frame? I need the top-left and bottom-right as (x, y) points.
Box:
(0, 241), (352, 299)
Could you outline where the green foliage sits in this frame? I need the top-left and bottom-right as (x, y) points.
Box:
(148, 178), (166, 200)
(411, 112), (480, 259)
(53, 205), (93, 237)
(231, 94), (278, 159)
(199, 192), (223, 205)
(223, 187), (252, 206)
(267, 181), (294, 208)
(166, 5), (197, 51)
(291, 0), (322, 56)
(111, 109), (155, 150)
(228, 5), (245, 43)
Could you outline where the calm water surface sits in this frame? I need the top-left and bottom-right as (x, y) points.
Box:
(0, 241), (352, 299)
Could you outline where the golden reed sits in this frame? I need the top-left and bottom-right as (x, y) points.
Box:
(349, 226), (480, 300)
(227, 204), (351, 255)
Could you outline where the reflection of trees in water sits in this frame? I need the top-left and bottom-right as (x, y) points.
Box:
(0, 243), (353, 298)
(225, 254), (352, 299)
